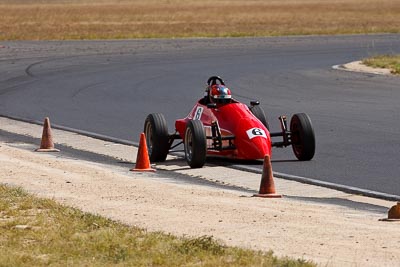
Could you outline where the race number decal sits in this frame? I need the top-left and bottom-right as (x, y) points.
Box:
(246, 128), (267, 139)
(194, 107), (204, 120)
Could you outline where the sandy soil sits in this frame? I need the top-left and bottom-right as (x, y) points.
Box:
(1, 117), (400, 267)
(334, 60), (393, 75)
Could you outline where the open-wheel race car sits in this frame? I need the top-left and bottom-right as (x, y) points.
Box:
(144, 76), (315, 168)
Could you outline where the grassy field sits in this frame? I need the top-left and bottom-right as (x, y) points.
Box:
(0, 184), (315, 266)
(0, 0), (400, 40)
(363, 54), (400, 74)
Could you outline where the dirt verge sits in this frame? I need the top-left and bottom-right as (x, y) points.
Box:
(333, 60), (393, 75)
(1, 117), (400, 267)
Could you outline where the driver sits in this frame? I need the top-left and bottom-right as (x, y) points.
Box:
(208, 84), (232, 104)
(204, 76), (232, 105)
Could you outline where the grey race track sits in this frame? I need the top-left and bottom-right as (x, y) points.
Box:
(1, 34), (400, 196)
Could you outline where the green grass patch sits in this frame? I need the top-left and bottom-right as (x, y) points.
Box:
(0, 184), (315, 266)
(362, 54), (400, 74)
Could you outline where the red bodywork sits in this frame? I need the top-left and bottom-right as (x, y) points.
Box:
(175, 99), (272, 160)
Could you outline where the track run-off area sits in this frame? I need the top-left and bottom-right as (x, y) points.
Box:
(1, 34), (400, 198)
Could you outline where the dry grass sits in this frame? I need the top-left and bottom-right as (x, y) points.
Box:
(0, 0), (400, 40)
(363, 54), (400, 74)
(0, 184), (315, 266)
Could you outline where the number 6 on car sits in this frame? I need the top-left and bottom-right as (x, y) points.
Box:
(144, 76), (315, 168)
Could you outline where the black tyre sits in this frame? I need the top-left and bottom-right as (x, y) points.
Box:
(184, 120), (207, 168)
(290, 113), (315, 161)
(144, 113), (170, 162)
(249, 105), (270, 130)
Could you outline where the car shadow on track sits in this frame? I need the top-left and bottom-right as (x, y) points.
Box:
(159, 156), (299, 170)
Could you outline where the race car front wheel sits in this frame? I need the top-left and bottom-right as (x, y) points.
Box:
(290, 113), (315, 161)
(184, 120), (207, 168)
(144, 113), (170, 162)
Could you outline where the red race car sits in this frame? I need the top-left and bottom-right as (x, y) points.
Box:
(144, 76), (315, 168)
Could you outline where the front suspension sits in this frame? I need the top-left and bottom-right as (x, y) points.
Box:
(271, 115), (291, 148)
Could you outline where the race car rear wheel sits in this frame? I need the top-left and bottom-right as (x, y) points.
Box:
(144, 113), (170, 162)
(290, 113), (315, 161)
(249, 105), (270, 130)
(184, 120), (207, 168)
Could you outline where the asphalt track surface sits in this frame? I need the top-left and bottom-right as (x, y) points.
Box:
(1, 35), (400, 197)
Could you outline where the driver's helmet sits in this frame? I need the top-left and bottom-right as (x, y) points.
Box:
(210, 84), (232, 104)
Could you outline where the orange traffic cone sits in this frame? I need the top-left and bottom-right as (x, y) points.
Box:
(130, 133), (156, 172)
(379, 202), (400, 221)
(388, 202), (400, 220)
(253, 154), (282, 198)
(35, 117), (60, 152)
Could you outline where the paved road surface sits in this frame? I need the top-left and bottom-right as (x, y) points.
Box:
(1, 35), (400, 196)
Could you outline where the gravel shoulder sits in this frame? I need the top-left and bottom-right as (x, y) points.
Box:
(1, 116), (400, 267)
(333, 60), (393, 75)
